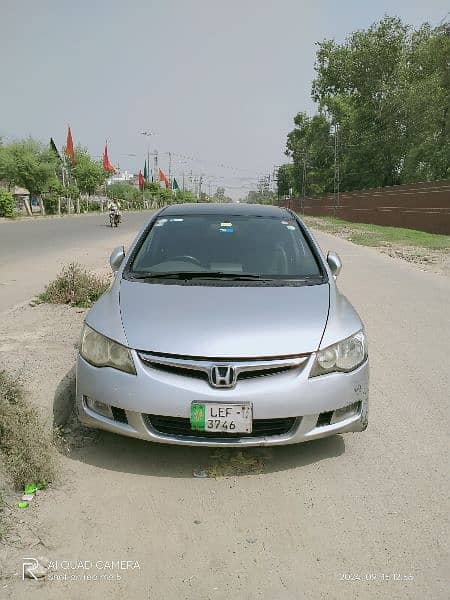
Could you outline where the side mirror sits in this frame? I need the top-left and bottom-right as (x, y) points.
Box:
(110, 246), (125, 272)
(327, 251), (342, 279)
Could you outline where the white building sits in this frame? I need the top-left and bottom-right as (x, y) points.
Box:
(106, 171), (135, 185)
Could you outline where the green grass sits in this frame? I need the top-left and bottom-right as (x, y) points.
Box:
(301, 216), (450, 251)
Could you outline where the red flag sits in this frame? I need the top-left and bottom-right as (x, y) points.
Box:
(138, 170), (144, 189)
(103, 143), (116, 173)
(65, 125), (75, 164)
(158, 168), (170, 189)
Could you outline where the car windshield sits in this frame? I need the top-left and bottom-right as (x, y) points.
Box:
(130, 214), (322, 280)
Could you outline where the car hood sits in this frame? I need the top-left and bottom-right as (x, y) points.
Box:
(119, 279), (329, 358)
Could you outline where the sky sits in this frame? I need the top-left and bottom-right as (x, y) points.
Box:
(1, 0), (449, 199)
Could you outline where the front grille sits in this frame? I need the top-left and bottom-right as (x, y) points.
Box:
(238, 366), (291, 380)
(144, 414), (298, 438)
(149, 362), (208, 382)
(138, 352), (309, 387)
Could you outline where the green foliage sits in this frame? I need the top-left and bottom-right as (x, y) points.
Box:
(213, 187), (233, 203)
(246, 189), (276, 204)
(276, 164), (295, 197)
(143, 181), (161, 194)
(107, 182), (141, 204)
(0, 138), (58, 197)
(42, 193), (59, 215)
(0, 189), (16, 218)
(73, 147), (108, 195)
(66, 183), (80, 200)
(285, 17), (450, 197)
(175, 190), (197, 203)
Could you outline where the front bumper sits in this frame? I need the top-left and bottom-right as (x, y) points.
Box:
(76, 352), (369, 447)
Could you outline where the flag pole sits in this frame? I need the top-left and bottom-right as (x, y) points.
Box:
(168, 152), (172, 187)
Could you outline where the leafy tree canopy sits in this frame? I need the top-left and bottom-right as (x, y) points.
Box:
(281, 16), (450, 197)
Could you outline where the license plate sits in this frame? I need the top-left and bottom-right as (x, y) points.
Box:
(190, 402), (253, 434)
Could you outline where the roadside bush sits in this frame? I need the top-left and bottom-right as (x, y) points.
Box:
(43, 193), (59, 215)
(0, 371), (57, 490)
(89, 202), (101, 211)
(0, 189), (16, 218)
(39, 262), (110, 308)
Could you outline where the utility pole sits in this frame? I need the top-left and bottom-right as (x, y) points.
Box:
(182, 172), (185, 192)
(140, 130), (154, 183)
(154, 150), (158, 183)
(168, 152), (172, 186)
(198, 175), (203, 200)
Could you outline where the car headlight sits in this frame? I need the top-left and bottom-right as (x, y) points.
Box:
(80, 324), (136, 375)
(310, 330), (367, 377)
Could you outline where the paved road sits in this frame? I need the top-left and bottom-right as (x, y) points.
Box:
(1, 214), (449, 599)
(0, 212), (154, 313)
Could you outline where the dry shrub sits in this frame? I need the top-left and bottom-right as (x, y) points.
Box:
(39, 262), (110, 308)
(0, 371), (57, 490)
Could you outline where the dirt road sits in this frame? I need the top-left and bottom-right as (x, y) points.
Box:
(0, 214), (449, 600)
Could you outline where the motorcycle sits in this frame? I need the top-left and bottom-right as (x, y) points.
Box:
(109, 207), (120, 227)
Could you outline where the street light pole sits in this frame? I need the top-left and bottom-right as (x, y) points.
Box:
(140, 130), (155, 182)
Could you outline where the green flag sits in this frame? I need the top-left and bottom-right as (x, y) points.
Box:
(143, 160), (148, 181)
(172, 178), (179, 191)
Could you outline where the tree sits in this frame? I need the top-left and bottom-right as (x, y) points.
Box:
(276, 164), (295, 198)
(174, 190), (197, 203)
(213, 186), (233, 203)
(0, 138), (58, 198)
(286, 112), (334, 195)
(400, 23), (450, 181)
(286, 16), (450, 195)
(0, 189), (16, 217)
(246, 189), (276, 204)
(106, 182), (141, 204)
(72, 147), (108, 195)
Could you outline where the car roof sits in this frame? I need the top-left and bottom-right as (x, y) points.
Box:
(160, 202), (291, 217)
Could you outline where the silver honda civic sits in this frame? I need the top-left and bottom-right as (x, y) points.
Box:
(76, 203), (369, 447)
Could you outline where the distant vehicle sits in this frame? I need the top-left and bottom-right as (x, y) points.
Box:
(109, 207), (120, 227)
(76, 203), (368, 447)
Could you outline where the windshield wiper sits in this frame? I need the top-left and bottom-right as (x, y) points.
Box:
(130, 271), (314, 282)
(131, 271), (266, 280)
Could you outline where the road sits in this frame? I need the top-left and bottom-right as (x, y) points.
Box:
(1, 212), (449, 599)
(0, 211), (154, 313)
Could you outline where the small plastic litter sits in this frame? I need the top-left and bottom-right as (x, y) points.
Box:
(193, 469), (208, 478)
(18, 501), (28, 509)
(21, 494), (34, 502)
(24, 481), (46, 495)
